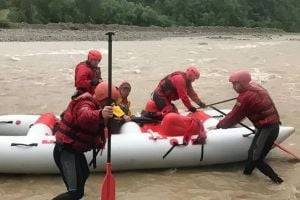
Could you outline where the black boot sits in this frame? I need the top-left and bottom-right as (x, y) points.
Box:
(271, 176), (284, 184)
(52, 191), (83, 200)
(243, 161), (256, 175)
(52, 192), (74, 200)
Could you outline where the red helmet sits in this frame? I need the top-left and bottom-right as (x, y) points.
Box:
(88, 50), (102, 62)
(144, 100), (159, 113)
(229, 70), (251, 86)
(186, 66), (200, 80)
(94, 81), (119, 103)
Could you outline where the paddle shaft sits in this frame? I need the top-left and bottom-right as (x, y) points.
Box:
(206, 98), (237, 107)
(209, 105), (254, 132)
(194, 97), (236, 110)
(131, 116), (161, 124)
(273, 143), (300, 160)
(89, 33), (114, 168)
(210, 105), (300, 160)
(106, 31), (114, 163)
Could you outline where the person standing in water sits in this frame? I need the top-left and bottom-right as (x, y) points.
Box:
(52, 81), (119, 200)
(216, 70), (283, 184)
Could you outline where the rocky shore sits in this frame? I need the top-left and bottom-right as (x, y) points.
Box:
(0, 22), (291, 41)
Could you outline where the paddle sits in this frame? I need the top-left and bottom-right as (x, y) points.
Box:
(273, 143), (300, 160)
(192, 97), (237, 111)
(202, 97), (237, 108)
(101, 31), (116, 200)
(131, 116), (161, 124)
(209, 105), (300, 161)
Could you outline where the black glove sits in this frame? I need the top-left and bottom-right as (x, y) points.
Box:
(91, 78), (99, 86)
(197, 101), (206, 108)
(189, 106), (197, 113)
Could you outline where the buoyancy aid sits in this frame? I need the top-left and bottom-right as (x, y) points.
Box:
(117, 97), (131, 116)
(156, 71), (187, 97)
(246, 83), (280, 127)
(154, 71), (199, 111)
(55, 93), (105, 153)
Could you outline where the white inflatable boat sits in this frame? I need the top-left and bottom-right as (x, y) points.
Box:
(0, 110), (295, 174)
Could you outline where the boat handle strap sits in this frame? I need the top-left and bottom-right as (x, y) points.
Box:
(11, 143), (38, 147)
(0, 121), (13, 124)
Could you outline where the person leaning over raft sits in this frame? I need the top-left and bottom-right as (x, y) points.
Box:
(150, 65), (206, 117)
(216, 70), (283, 184)
(72, 49), (103, 99)
(52, 81), (119, 200)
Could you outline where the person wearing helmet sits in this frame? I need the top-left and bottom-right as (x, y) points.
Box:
(150, 65), (206, 117)
(216, 70), (283, 184)
(52, 81), (119, 200)
(116, 81), (133, 120)
(72, 49), (103, 99)
(103, 81), (134, 134)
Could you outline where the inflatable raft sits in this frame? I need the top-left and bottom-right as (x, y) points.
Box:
(0, 110), (295, 174)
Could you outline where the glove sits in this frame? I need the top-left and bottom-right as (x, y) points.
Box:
(91, 78), (99, 86)
(197, 101), (206, 108)
(189, 106), (197, 113)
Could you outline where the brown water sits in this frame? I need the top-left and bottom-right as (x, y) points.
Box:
(0, 34), (300, 199)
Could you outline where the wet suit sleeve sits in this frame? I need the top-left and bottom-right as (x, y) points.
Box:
(216, 94), (249, 129)
(172, 75), (193, 109)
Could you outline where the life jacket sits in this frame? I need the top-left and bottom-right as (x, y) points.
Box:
(246, 83), (280, 127)
(156, 71), (188, 97)
(117, 97), (131, 116)
(55, 93), (105, 153)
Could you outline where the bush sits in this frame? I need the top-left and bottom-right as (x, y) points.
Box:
(2, 0), (300, 32)
(0, 20), (11, 28)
